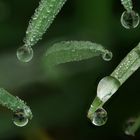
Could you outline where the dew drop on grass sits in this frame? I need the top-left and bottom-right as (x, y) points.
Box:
(102, 51), (113, 61)
(92, 108), (108, 126)
(13, 109), (28, 127)
(17, 46), (33, 62)
(97, 76), (120, 103)
(121, 10), (140, 29)
(124, 118), (136, 136)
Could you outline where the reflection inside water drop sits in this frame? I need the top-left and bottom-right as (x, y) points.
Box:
(13, 109), (28, 127)
(121, 10), (140, 29)
(92, 108), (108, 126)
(16, 46), (33, 62)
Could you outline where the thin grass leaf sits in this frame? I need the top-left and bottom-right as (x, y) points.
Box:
(44, 41), (112, 68)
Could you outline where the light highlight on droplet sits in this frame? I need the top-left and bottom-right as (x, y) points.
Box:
(92, 108), (108, 126)
(16, 46), (33, 62)
(97, 76), (120, 103)
(121, 10), (140, 29)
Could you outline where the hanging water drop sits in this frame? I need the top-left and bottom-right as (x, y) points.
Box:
(13, 109), (28, 127)
(97, 76), (120, 103)
(16, 46), (33, 62)
(92, 108), (108, 126)
(102, 51), (113, 61)
(121, 10), (140, 29)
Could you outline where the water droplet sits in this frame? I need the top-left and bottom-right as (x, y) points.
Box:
(102, 51), (113, 61)
(16, 46), (33, 62)
(124, 118), (136, 136)
(92, 108), (108, 126)
(13, 109), (28, 127)
(97, 76), (120, 102)
(121, 10), (140, 29)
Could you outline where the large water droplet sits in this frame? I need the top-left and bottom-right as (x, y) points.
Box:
(16, 46), (33, 62)
(13, 109), (28, 127)
(124, 118), (136, 136)
(92, 108), (108, 126)
(102, 51), (113, 61)
(97, 76), (120, 103)
(121, 10), (140, 29)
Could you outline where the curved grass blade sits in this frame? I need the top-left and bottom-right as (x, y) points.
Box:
(111, 42), (140, 84)
(44, 41), (113, 68)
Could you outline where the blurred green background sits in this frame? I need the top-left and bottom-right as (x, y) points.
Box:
(0, 0), (140, 139)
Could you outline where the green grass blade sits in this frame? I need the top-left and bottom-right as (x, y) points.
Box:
(44, 41), (112, 68)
